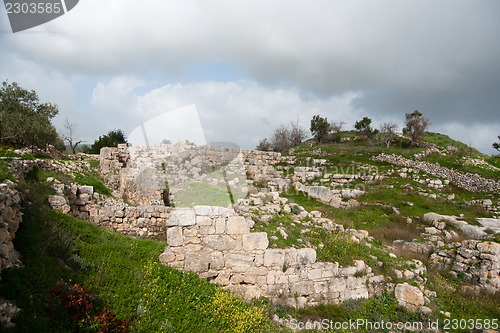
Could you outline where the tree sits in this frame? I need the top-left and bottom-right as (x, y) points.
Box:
(0, 80), (60, 148)
(256, 138), (271, 151)
(84, 129), (127, 154)
(63, 119), (84, 154)
(378, 122), (398, 149)
(493, 135), (500, 152)
(330, 120), (345, 142)
(270, 120), (307, 152)
(310, 115), (330, 144)
(354, 116), (377, 140)
(402, 110), (430, 144)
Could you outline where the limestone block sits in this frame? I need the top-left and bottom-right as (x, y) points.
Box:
(290, 281), (314, 296)
(242, 232), (269, 251)
(167, 227), (183, 247)
(308, 269), (322, 280)
(210, 251), (225, 270)
(202, 235), (235, 251)
(199, 226), (216, 235)
(196, 216), (213, 226)
(194, 205), (213, 216)
(225, 253), (254, 268)
(78, 185), (94, 195)
(477, 242), (500, 255)
(215, 218), (226, 234)
(159, 248), (176, 263)
(213, 271), (231, 286)
(264, 249), (285, 267)
(297, 248), (316, 265)
(184, 252), (210, 273)
(395, 283), (424, 312)
(167, 208), (196, 226)
(48, 195), (70, 214)
(227, 216), (250, 234)
(329, 278), (347, 293)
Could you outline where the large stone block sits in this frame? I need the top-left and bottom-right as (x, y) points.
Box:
(78, 185), (94, 195)
(202, 235), (235, 251)
(395, 283), (424, 312)
(184, 252), (210, 273)
(242, 232), (269, 250)
(477, 242), (500, 255)
(297, 248), (316, 265)
(167, 227), (183, 247)
(264, 249), (285, 267)
(194, 205), (213, 217)
(227, 216), (250, 234)
(167, 208), (196, 227)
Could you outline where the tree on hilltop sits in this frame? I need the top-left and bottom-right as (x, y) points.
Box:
(378, 122), (398, 149)
(270, 120), (307, 152)
(354, 116), (377, 139)
(493, 135), (500, 152)
(310, 115), (330, 144)
(402, 110), (430, 145)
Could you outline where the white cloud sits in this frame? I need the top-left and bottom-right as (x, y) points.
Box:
(89, 79), (364, 148)
(433, 122), (500, 156)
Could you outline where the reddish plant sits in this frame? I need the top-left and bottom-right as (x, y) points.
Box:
(51, 283), (132, 332)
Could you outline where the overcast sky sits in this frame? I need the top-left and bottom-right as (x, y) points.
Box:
(1, 0), (499, 154)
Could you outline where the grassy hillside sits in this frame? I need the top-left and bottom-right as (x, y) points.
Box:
(0, 182), (278, 333)
(1, 133), (499, 332)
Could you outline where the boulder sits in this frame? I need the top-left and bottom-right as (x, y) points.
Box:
(395, 283), (424, 313)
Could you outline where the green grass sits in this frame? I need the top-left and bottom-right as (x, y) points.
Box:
(424, 132), (485, 157)
(427, 269), (500, 332)
(0, 160), (14, 182)
(74, 171), (112, 196)
(0, 185), (278, 332)
(173, 181), (233, 207)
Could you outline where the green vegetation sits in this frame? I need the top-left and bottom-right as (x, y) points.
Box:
(0, 80), (64, 150)
(74, 170), (112, 196)
(82, 129), (127, 154)
(173, 181), (232, 207)
(1, 183), (277, 332)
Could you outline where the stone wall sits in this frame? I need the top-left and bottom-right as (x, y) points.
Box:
(372, 153), (500, 193)
(157, 205), (386, 307)
(0, 181), (22, 271)
(429, 240), (500, 293)
(99, 143), (295, 207)
(47, 181), (386, 307)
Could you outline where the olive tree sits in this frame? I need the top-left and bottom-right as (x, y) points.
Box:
(402, 110), (430, 144)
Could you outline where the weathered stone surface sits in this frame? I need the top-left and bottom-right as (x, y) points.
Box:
(477, 242), (500, 255)
(184, 252), (210, 273)
(48, 195), (70, 214)
(203, 235), (235, 251)
(264, 249), (285, 267)
(167, 209), (196, 227)
(78, 185), (94, 195)
(297, 248), (316, 264)
(242, 232), (269, 250)
(167, 227), (183, 247)
(227, 216), (250, 234)
(395, 283), (424, 312)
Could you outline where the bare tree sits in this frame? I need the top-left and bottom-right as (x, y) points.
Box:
(270, 120), (307, 152)
(63, 119), (84, 154)
(330, 120), (345, 133)
(288, 120), (307, 147)
(378, 122), (399, 149)
(330, 120), (345, 142)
